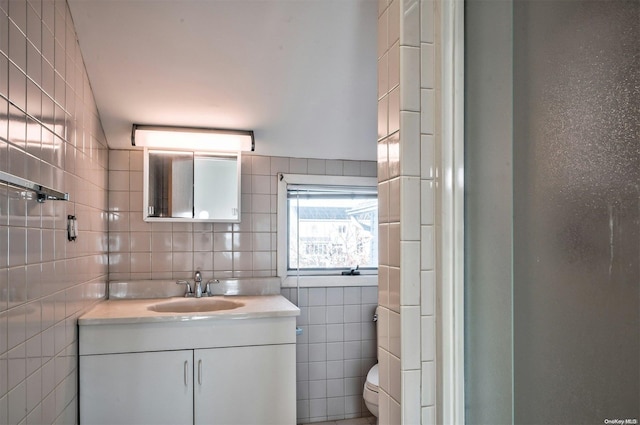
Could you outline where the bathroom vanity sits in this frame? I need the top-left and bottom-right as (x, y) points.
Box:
(78, 280), (299, 425)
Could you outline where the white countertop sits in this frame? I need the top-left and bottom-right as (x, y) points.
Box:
(78, 295), (300, 326)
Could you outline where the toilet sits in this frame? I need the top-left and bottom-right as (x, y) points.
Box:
(363, 363), (379, 417)
(363, 307), (379, 418)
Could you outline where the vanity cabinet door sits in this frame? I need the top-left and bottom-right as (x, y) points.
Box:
(80, 350), (194, 425)
(194, 344), (296, 425)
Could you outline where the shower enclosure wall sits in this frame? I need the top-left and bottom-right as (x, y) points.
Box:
(465, 0), (640, 423)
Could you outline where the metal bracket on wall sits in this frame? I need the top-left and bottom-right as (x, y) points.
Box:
(0, 170), (69, 203)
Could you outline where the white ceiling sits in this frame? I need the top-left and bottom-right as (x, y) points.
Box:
(67, 0), (378, 161)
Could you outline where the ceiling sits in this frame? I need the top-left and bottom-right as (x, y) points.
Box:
(67, 0), (378, 161)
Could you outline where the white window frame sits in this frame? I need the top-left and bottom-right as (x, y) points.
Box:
(277, 173), (378, 288)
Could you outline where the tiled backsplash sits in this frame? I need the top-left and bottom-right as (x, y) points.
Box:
(0, 1), (109, 423)
(282, 286), (378, 423)
(108, 150), (376, 282)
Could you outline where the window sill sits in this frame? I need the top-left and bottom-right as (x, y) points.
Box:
(280, 275), (377, 288)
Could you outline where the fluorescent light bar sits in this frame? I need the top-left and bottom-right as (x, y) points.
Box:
(132, 124), (254, 151)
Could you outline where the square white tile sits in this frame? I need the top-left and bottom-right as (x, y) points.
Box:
(326, 159), (344, 176)
(251, 155), (270, 175)
(343, 161), (361, 177)
(109, 150), (129, 171)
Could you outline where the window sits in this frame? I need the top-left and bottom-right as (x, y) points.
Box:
(287, 185), (377, 271)
(277, 174), (378, 287)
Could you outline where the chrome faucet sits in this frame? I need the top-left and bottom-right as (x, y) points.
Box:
(194, 270), (203, 298)
(176, 271), (219, 298)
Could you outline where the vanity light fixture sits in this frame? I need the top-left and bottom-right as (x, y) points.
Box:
(132, 124), (255, 152)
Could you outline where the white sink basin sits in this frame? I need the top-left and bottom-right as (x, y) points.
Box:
(148, 298), (244, 313)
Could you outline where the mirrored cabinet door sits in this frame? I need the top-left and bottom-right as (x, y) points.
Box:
(144, 149), (241, 222)
(194, 156), (239, 220)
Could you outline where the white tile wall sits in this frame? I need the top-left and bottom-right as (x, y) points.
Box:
(284, 286), (378, 424)
(0, 1), (109, 423)
(377, 0), (440, 423)
(108, 152), (376, 281)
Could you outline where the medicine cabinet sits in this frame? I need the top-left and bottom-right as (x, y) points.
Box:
(143, 149), (241, 222)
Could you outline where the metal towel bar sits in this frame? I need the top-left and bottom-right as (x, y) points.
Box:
(0, 170), (69, 202)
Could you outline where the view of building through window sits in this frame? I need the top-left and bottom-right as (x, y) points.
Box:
(288, 195), (378, 271)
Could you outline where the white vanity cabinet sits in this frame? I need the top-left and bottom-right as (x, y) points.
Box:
(80, 350), (194, 425)
(80, 344), (295, 425)
(194, 344), (295, 424)
(78, 296), (299, 425)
